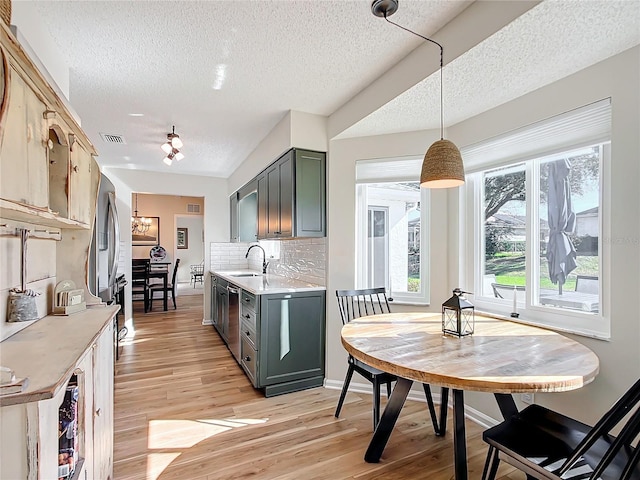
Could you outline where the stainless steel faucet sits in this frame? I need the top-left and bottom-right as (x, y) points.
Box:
(245, 244), (269, 274)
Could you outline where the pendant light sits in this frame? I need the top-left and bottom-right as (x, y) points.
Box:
(372, 0), (464, 188)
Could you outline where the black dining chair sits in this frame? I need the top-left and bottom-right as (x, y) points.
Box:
(335, 287), (448, 432)
(149, 259), (180, 311)
(481, 378), (640, 480)
(131, 259), (150, 313)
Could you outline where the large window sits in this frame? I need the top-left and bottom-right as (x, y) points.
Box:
(463, 99), (610, 338)
(356, 159), (430, 304)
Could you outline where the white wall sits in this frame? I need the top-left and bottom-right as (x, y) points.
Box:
(175, 215), (204, 283)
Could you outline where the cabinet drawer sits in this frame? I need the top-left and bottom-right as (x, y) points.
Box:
(240, 307), (257, 332)
(241, 336), (258, 387)
(241, 321), (257, 350)
(241, 290), (257, 311)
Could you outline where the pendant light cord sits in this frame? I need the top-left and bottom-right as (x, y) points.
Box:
(383, 14), (444, 140)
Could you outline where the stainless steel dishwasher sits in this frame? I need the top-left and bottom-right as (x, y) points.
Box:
(227, 285), (241, 362)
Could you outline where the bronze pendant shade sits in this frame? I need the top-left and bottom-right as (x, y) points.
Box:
(372, 0), (465, 188)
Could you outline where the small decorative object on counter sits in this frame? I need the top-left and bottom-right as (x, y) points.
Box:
(53, 280), (86, 315)
(0, 366), (29, 396)
(7, 287), (40, 322)
(442, 288), (475, 337)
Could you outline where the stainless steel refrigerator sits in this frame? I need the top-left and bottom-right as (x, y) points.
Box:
(89, 173), (123, 304)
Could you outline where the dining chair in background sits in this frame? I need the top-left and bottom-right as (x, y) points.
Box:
(149, 259), (180, 311)
(481, 378), (640, 480)
(131, 259), (150, 313)
(335, 287), (448, 433)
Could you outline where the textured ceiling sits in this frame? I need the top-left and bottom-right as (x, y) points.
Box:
(339, 0), (640, 139)
(24, 1), (640, 178)
(27, 0), (471, 177)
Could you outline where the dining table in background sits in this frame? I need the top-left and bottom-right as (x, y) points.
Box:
(341, 312), (600, 480)
(539, 290), (599, 312)
(132, 259), (170, 311)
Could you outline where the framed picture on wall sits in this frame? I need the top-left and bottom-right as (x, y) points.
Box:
(177, 227), (188, 249)
(132, 217), (160, 246)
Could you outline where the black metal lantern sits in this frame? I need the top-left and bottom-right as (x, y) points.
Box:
(442, 288), (475, 337)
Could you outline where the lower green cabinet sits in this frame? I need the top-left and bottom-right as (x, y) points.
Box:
(240, 290), (325, 397)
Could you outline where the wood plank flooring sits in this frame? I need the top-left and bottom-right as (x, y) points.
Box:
(114, 295), (524, 480)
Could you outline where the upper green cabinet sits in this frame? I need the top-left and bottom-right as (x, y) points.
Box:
(260, 148), (325, 239)
(232, 148), (326, 241)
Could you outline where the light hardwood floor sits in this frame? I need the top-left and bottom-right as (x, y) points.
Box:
(114, 295), (523, 480)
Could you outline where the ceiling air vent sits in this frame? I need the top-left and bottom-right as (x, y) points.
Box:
(187, 204), (201, 214)
(99, 133), (126, 144)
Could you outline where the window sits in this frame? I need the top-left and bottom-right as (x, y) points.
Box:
(462, 99), (610, 338)
(356, 158), (430, 304)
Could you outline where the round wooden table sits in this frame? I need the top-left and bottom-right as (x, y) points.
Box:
(341, 312), (600, 480)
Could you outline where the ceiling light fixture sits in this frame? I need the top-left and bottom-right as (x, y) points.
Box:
(161, 125), (184, 166)
(371, 0), (464, 188)
(131, 193), (151, 234)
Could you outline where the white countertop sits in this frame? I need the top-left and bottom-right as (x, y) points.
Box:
(212, 270), (325, 295)
(0, 304), (120, 406)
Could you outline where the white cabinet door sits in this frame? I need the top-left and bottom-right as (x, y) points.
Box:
(92, 319), (114, 480)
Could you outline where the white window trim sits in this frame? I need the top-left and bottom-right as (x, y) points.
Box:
(462, 143), (610, 340)
(355, 157), (431, 305)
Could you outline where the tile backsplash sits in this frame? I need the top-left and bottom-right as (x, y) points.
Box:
(210, 238), (325, 286)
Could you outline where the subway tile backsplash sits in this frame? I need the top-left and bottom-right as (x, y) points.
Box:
(209, 238), (326, 286)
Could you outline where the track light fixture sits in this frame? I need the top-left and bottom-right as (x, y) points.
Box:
(372, 0), (464, 188)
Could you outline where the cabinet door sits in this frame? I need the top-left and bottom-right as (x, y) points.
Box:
(294, 149), (326, 237)
(256, 173), (268, 239)
(0, 69), (48, 207)
(277, 151), (293, 238)
(69, 142), (93, 224)
(230, 192), (239, 242)
(266, 162), (280, 237)
(258, 292), (325, 387)
(92, 320), (114, 480)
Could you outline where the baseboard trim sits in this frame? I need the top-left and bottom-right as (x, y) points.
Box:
(202, 318), (212, 325)
(323, 379), (501, 428)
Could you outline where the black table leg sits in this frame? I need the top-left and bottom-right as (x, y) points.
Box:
(452, 389), (468, 480)
(163, 272), (168, 311)
(494, 393), (518, 419)
(364, 377), (413, 463)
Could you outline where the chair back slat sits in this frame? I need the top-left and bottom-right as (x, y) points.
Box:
(336, 287), (391, 325)
(591, 406), (640, 479)
(559, 378), (640, 477)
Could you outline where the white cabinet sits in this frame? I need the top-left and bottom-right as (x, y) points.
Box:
(0, 308), (116, 480)
(0, 26), (98, 230)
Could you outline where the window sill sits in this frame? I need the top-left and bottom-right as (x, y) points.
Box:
(388, 299), (430, 307)
(474, 308), (610, 341)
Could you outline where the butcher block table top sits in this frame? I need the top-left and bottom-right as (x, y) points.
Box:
(341, 312), (600, 480)
(341, 312), (600, 394)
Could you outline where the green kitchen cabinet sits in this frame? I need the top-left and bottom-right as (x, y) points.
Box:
(257, 148), (326, 239)
(240, 289), (326, 397)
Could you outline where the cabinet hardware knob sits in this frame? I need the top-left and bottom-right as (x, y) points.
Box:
(95, 408), (102, 417)
(73, 165), (79, 173)
(244, 314), (250, 318)
(245, 331), (250, 336)
(244, 356), (251, 362)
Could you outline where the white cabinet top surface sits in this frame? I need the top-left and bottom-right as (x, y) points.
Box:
(0, 305), (119, 406)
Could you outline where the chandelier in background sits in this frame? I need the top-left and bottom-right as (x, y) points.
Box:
(161, 125), (184, 166)
(131, 193), (151, 234)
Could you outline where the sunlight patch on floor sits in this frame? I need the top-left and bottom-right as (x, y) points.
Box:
(145, 453), (181, 480)
(147, 417), (268, 449)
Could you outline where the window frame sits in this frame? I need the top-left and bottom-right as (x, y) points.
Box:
(355, 176), (431, 305)
(462, 142), (610, 339)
